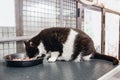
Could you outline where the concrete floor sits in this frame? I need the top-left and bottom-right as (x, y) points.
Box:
(0, 60), (117, 80)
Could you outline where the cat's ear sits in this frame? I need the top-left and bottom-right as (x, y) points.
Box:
(24, 40), (34, 47)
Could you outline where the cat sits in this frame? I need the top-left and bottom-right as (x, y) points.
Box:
(24, 27), (119, 65)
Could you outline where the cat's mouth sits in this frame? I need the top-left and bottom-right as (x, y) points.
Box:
(27, 54), (45, 59)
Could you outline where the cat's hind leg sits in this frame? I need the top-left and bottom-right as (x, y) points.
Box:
(48, 51), (59, 62)
(74, 53), (92, 62)
(83, 54), (92, 61)
(74, 53), (83, 62)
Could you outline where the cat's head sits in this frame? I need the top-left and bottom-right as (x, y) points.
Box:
(24, 41), (39, 58)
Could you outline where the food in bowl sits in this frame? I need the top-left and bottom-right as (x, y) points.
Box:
(6, 54), (40, 61)
(12, 57), (34, 61)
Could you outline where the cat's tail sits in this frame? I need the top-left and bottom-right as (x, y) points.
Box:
(91, 52), (119, 65)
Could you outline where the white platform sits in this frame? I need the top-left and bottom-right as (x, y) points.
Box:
(98, 65), (120, 80)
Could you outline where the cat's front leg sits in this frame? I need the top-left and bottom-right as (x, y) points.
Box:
(48, 51), (59, 62)
(42, 53), (50, 62)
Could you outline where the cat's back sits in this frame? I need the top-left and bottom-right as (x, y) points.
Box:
(40, 27), (91, 39)
(39, 27), (70, 43)
(72, 28), (91, 39)
(40, 27), (69, 35)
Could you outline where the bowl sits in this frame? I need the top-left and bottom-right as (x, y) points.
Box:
(4, 53), (43, 67)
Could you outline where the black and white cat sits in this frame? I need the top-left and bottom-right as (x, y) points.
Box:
(24, 27), (119, 65)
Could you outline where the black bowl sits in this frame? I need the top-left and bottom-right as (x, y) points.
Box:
(4, 53), (43, 67)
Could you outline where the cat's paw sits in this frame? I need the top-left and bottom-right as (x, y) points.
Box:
(48, 57), (56, 62)
(57, 56), (65, 60)
(74, 59), (80, 62)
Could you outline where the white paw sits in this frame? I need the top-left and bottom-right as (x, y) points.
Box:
(57, 56), (64, 60)
(74, 59), (80, 62)
(48, 57), (56, 62)
(83, 54), (92, 61)
(47, 51), (59, 62)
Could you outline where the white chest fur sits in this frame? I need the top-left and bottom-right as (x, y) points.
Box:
(38, 42), (46, 56)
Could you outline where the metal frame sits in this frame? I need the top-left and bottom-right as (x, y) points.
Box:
(15, 0), (23, 36)
(0, 36), (31, 43)
(119, 17), (120, 59)
(15, 0), (24, 53)
(76, 1), (83, 29)
(102, 8), (120, 59)
(101, 8), (105, 54)
(77, 2), (120, 59)
(60, 0), (63, 27)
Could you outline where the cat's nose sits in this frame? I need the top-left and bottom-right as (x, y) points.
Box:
(41, 54), (46, 58)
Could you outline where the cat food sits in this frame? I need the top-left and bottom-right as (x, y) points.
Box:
(12, 57), (34, 61)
